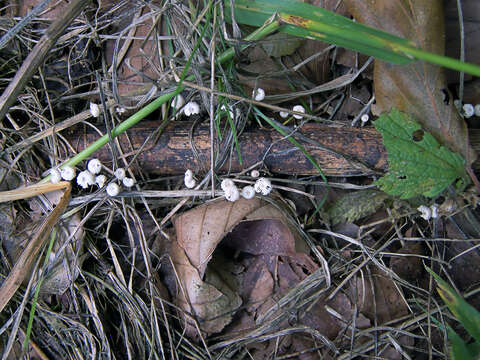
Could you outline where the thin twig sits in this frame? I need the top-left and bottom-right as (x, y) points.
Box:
(0, 0), (89, 121)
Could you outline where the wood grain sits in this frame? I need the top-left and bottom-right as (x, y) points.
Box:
(62, 121), (480, 177)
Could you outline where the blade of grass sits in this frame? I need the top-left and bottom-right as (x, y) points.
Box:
(426, 267), (480, 344)
(252, 107), (328, 217)
(41, 16), (281, 183)
(0, 182), (71, 313)
(225, 0), (480, 77)
(23, 227), (58, 351)
(448, 326), (478, 360)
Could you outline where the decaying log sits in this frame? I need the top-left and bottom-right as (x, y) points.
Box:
(62, 121), (479, 177)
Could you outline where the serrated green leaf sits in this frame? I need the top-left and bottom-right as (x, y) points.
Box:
(326, 189), (388, 225)
(374, 109), (468, 199)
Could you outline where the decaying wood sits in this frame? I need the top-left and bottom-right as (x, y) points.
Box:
(63, 121), (480, 177)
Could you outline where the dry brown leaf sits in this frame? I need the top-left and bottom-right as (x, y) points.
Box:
(344, 0), (476, 164)
(171, 196), (320, 339)
(347, 267), (413, 358)
(348, 267), (408, 324)
(105, 1), (163, 99)
(222, 219), (297, 256)
(390, 241), (424, 283)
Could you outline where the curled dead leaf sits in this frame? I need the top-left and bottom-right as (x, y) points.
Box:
(171, 197), (314, 338)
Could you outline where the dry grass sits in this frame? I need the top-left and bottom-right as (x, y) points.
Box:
(0, 1), (478, 359)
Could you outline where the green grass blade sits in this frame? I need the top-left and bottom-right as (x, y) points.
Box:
(225, 0), (414, 64)
(23, 227), (57, 351)
(448, 326), (478, 360)
(252, 107), (328, 216)
(225, 0), (480, 77)
(426, 267), (480, 344)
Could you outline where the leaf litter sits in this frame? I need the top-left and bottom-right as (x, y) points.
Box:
(0, 0), (479, 359)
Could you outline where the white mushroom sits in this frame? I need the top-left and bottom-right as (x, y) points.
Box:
(463, 103), (474, 118)
(123, 177), (135, 188)
(184, 101), (200, 116)
(87, 158), (102, 174)
(475, 104), (480, 117)
(292, 105), (305, 120)
(417, 205), (432, 221)
(95, 175), (107, 188)
(114, 168), (126, 181)
(250, 170), (260, 178)
(225, 185), (240, 202)
(253, 88), (265, 101)
(77, 170), (95, 189)
(279, 111), (289, 118)
(89, 102), (100, 118)
(184, 169), (196, 188)
(360, 114), (370, 124)
(50, 168), (61, 184)
(221, 179), (235, 191)
(60, 166), (76, 181)
(254, 177), (272, 196)
(184, 169), (194, 180)
(184, 177), (196, 189)
(241, 186), (255, 200)
(106, 182), (121, 196)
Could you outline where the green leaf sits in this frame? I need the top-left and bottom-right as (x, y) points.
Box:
(448, 326), (477, 360)
(225, 0), (413, 65)
(225, 0), (480, 78)
(374, 109), (468, 199)
(426, 267), (480, 344)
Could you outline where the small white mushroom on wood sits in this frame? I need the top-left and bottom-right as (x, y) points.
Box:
(123, 177), (135, 188)
(95, 175), (107, 188)
(221, 178), (235, 191)
(184, 101), (200, 116)
(184, 169), (196, 188)
(252, 88), (265, 101)
(292, 105), (305, 120)
(254, 177), (272, 196)
(89, 102), (100, 117)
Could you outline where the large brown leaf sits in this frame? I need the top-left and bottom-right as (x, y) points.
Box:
(345, 0), (476, 165)
(171, 197), (307, 338)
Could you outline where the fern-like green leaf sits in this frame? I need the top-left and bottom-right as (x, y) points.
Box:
(374, 109), (469, 199)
